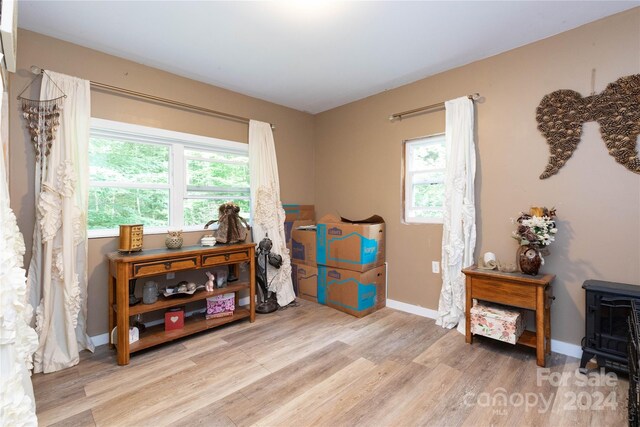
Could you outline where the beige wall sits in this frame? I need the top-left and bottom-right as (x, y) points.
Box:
(10, 9), (640, 346)
(315, 9), (640, 346)
(9, 30), (315, 336)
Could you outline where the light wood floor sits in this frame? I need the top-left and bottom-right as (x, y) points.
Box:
(33, 299), (628, 427)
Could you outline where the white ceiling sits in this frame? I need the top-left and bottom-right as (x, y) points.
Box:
(18, 1), (639, 113)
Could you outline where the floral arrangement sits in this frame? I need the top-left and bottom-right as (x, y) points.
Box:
(512, 207), (557, 247)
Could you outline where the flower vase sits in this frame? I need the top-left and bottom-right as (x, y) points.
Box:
(517, 245), (543, 276)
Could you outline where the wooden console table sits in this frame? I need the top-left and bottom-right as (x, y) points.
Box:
(107, 243), (255, 365)
(462, 267), (555, 367)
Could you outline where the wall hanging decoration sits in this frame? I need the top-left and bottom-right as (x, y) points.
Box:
(536, 74), (640, 179)
(512, 207), (557, 276)
(17, 70), (66, 169)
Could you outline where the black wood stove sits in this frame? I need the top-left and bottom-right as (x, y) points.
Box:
(629, 300), (639, 427)
(580, 280), (640, 373)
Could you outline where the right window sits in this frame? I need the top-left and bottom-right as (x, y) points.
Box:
(403, 134), (446, 223)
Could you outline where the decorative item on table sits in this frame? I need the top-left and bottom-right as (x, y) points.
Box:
(165, 229), (183, 249)
(163, 281), (203, 297)
(497, 262), (518, 273)
(142, 281), (159, 304)
(255, 234), (281, 314)
(132, 314), (146, 333)
(216, 269), (228, 288)
(130, 327), (139, 343)
(470, 301), (526, 345)
(110, 326), (140, 345)
(204, 201), (251, 244)
(206, 293), (235, 319)
(201, 234), (216, 246)
(128, 279), (141, 306)
(165, 307), (184, 331)
(118, 224), (143, 252)
(227, 265), (239, 283)
(204, 271), (215, 292)
(477, 252), (498, 270)
(512, 207), (558, 276)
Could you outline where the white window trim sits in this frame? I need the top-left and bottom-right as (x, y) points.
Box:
(88, 118), (248, 238)
(403, 133), (446, 225)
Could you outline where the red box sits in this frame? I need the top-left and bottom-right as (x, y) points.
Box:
(165, 308), (184, 331)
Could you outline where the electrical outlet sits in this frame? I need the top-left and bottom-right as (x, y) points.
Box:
(166, 272), (175, 280)
(432, 261), (440, 274)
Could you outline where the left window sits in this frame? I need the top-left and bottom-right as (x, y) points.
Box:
(88, 119), (249, 237)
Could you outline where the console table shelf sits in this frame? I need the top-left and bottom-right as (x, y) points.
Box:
(128, 307), (251, 353)
(517, 330), (537, 348)
(117, 281), (250, 316)
(462, 266), (555, 367)
(107, 243), (256, 365)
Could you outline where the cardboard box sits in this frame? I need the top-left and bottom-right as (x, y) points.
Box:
(292, 261), (318, 303)
(317, 264), (386, 318)
(287, 220), (314, 255)
(284, 205), (315, 244)
(291, 225), (317, 266)
(284, 204), (315, 222)
(316, 214), (385, 272)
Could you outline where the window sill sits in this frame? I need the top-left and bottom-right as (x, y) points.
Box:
(403, 218), (444, 225)
(88, 226), (215, 240)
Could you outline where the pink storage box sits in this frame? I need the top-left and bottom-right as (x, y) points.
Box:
(470, 301), (525, 345)
(206, 293), (235, 315)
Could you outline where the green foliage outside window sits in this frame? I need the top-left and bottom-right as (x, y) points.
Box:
(88, 136), (250, 231)
(89, 138), (169, 184)
(185, 149), (250, 226)
(187, 159), (249, 188)
(405, 135), (446, 221)
(89, 187), (169, 228)
(184, 198), (250, 227)
(413, 182), (444, 208)
(410, 143), (445, 170)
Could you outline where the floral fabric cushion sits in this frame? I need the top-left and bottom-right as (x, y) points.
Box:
(470, 301), (525, 345)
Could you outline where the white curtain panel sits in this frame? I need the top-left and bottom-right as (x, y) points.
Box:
(27, 71), (94, 374)
(248, 120), (295, 307)
(0, 76), (39, 426)
(436, 96), (476, 334)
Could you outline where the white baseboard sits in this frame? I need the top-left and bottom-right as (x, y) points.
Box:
(549, 339), (583, 359)
(386, 299), (439, 319)
(91, 332), (110, 347)
(90, 295), (251, 347)
(386, 298), (583, 359)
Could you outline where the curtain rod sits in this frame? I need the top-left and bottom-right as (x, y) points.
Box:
(389, 93), (480, 121)
(27, 65), (275, 130)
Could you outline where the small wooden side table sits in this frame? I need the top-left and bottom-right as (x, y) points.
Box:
(462, 267), (555, 367)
